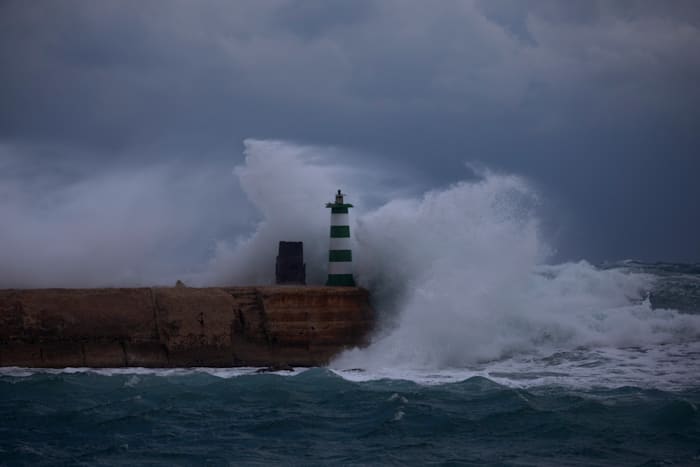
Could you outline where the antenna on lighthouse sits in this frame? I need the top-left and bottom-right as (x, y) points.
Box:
(325, 189), (355, 286)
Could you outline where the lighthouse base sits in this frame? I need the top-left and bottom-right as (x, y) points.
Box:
(326, 274), (356, 286)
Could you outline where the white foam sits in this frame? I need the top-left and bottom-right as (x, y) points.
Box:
(124, 375), (141, 387)
(332, 175), (700, 371)
(330, 341), (700, 390)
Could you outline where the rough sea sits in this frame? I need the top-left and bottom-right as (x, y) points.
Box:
(1, 261), (699, 466)
(2, 145), (700, 465)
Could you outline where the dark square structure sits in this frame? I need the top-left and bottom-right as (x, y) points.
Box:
(275, 241), (306, 285)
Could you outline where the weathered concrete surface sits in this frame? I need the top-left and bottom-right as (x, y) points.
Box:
(0, 286), (373, 368)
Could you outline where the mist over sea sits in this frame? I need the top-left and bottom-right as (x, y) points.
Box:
(2, 141), (699, 465)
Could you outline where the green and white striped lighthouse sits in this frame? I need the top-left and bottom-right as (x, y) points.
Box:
(326, 189), (355, 286)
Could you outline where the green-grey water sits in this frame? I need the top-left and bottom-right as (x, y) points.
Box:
(2, 262), (699, 466)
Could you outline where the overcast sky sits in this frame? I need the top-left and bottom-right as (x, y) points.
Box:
(1, 0), (699, 285)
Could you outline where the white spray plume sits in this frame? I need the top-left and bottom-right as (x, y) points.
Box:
(196, 140), (700, 368)
(0, 149), (246, 288)
(199, 139), (374, 285)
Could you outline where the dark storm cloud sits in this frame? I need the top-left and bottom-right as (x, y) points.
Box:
(2, 1), (697, 145)
(1, 0), (699, 280)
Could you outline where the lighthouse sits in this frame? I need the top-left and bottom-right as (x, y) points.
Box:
(326, 189), (356, 286)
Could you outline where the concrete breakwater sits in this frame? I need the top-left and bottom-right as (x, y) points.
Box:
(0, 286), (374, 368)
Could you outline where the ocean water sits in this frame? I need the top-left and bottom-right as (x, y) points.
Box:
(1, 262), (699, 466)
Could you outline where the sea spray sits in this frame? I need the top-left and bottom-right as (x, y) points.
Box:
(201, 140), (370, 286)
(195, 140), (700, 369)
(351, 171), (546, 335)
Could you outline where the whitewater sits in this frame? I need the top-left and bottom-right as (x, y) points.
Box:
(197, 139), (700, 389)
(2, 139), (699, 465)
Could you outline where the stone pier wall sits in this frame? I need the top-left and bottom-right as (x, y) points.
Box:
(0, 286), (373, 368)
